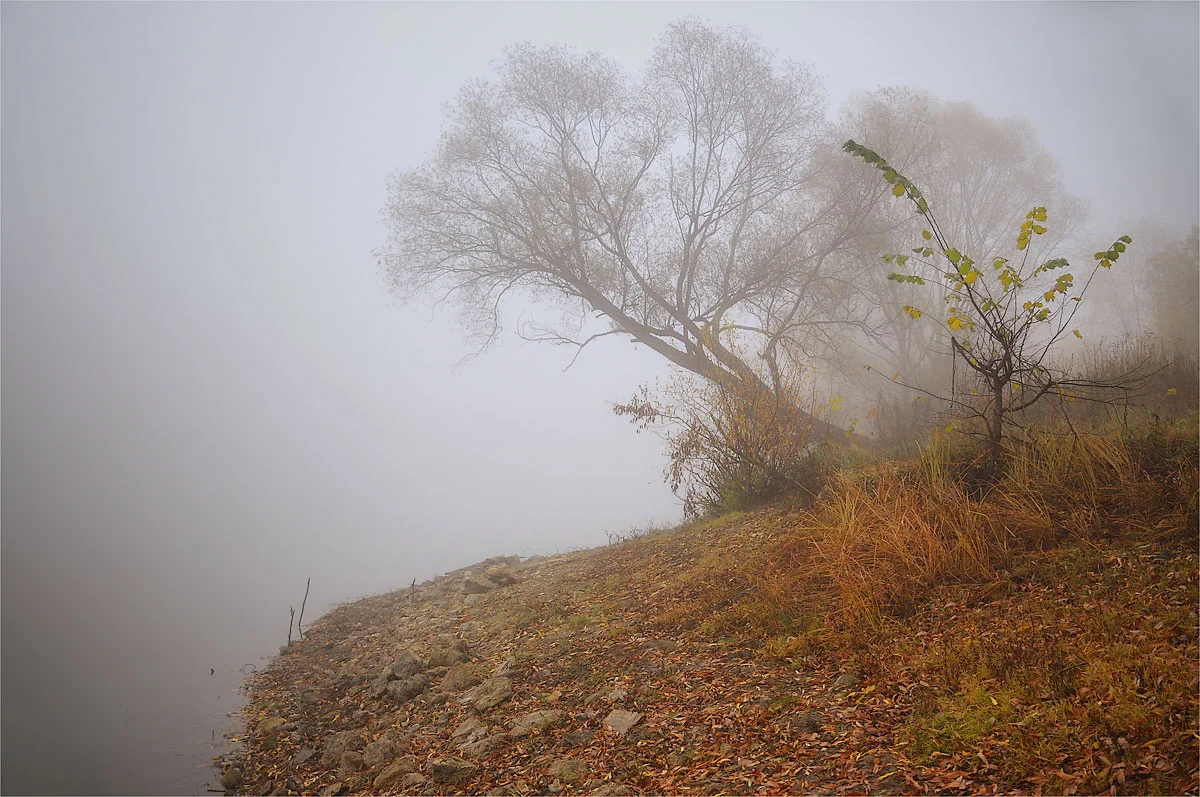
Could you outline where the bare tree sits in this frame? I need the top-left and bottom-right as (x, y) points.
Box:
(379, 21), (889, 438)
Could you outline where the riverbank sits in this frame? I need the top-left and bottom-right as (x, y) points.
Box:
(221, 422), (1199, 795)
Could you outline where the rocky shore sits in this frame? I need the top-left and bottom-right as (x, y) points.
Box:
(218, 516), (893, 796)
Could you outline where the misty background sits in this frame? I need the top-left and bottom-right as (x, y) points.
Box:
(2, 3), (1196, 794)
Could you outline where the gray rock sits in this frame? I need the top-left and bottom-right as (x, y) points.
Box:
(483, 565), (518, 586)
(416, 690), (449, 708)
(292, 747), (316, 765)
(452, 716), (487, 741)
(361, 738), (397, 770)
(562, 730), (594, 747)
(464, 593), (484, 606)
(793, 710), (824, 734)
(338, 751), (363, 779)
(388, 650), (426, 680)
(607, 688), (628, 703)
(510, 709), (564, 734)
(400, 772), (428, 789)
(372, 756), (419, 790)
(832, 672), (859, 691)
(429, 756), (479, 783)
(470, 676), (513, 711)
(220, 767), (242, 790)
(462, 577), (493, 595)
(459, 733), (508, 758)
(386, 674), (431, 703)
(427, 639), (471, 668)
(603, 709), (643, 736)
(368, 676), (390, 699)
(318, 782), (344, 797)
(258, 716), (287, 733)
(493, 656), (519, 677)
(439, 663), (484, 693)
(589, 782), (635, 795)
(320, 731), (363, 767)
(547, 758), (588, 785)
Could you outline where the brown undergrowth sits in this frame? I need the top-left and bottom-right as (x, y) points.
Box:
(224, 415), (1197, 796)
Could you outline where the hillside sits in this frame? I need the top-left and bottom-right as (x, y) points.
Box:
(220, 420), (1198, 796)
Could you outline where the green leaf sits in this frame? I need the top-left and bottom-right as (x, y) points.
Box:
(883, 169), (898, 184)
(896, 254), (910, 267)
(916, 197), (929, 214)
(946, 249), (962, 265)
(922, 229), (932, 241)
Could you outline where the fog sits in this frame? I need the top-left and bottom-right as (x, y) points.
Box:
(2, 3), (1195, 794)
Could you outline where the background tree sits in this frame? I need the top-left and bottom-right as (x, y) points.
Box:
(380, 20), (889, 439)
(1146, 226), (1199, 351)
(845, 140), (1136, 463)
(812, 90), (1090, 442)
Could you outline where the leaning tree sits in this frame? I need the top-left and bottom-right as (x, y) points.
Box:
(379, 21), (894, 440)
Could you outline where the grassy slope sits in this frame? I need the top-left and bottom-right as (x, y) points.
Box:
(227, 417), (1198, 796)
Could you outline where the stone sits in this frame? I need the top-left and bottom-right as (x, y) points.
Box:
(603, 709), (643, 736)
(464, 593), (484, 606)
(292, 747), (316, 765)
(361, 738), (397, 770)
(562, 730), (594, 747)
(459, 733), (508, 758)
(220, 767), (242, 790)
(589, 782), (635, 795)
(258, 716), (287, 733)
(607, 688), (628, 703)
(372, 756), (419, 790)
(388, 650), (426, 680)
(793, 710), (824, 734)
(427, 639), (471, 668)
(338, 751), (363, 779)
(462, 577), (493, 595)
(320, 731), (363, 767)
(640, 638), (678, 652)
(368, 676), (390, 699)
(470, 676), (513, 711)
(386, 674), (431, 703)
(439, 663), (484, 693)
(510, 709), (564, 734)
(483, 565), (518, 586)
(318, 783), (343, 797)
(547, 758), (588, 785)
(832, 672), (859, 691)
(429, 756), (479, 784)
(416, 691), (449, 708)
(493, 656), (519, 677)
(452, 716), (487, 741)
(400, 772), (428, 788)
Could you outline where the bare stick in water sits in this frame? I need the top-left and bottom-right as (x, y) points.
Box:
(297, 577), (311, 640)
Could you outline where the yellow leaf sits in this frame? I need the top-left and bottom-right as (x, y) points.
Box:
(892, 372), (901, 381)
(922, 229), (932, 241)
(892, 184), (906, 197)
(1167, 388), (1178, 396)
(964, 270), (980, 285)
(903, 305), (923, 319)
(1073, 329), (1082, 339)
